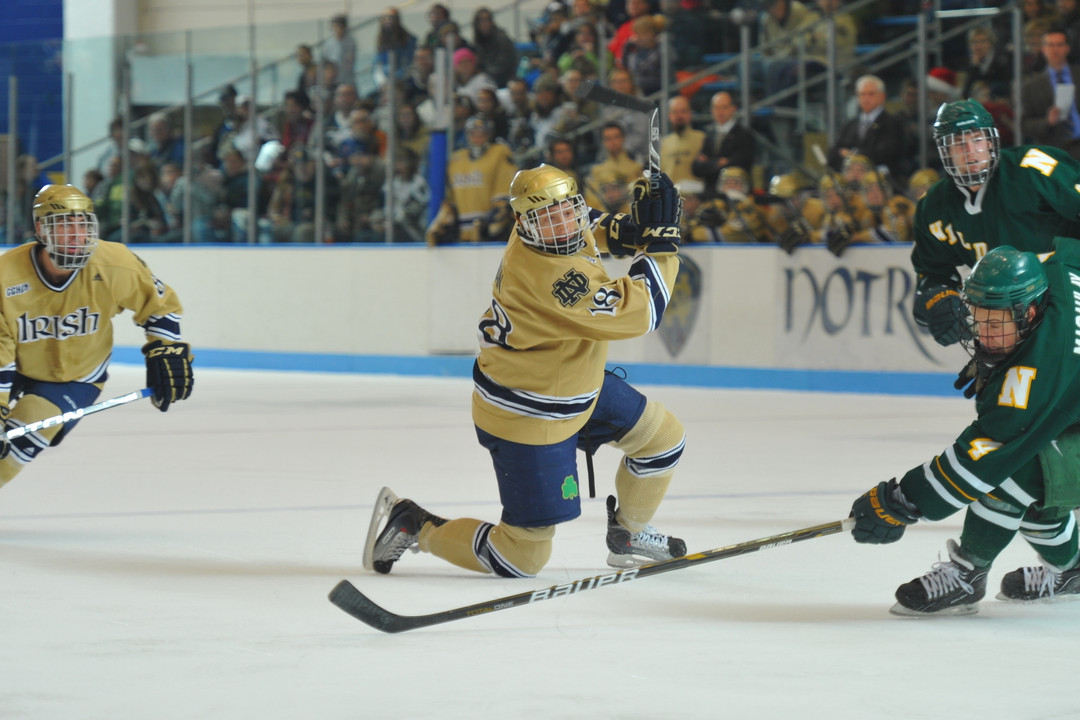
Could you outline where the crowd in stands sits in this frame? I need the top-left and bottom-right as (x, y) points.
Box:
(2, 0), (1071, 250)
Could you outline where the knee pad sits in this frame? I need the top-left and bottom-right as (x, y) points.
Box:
(477, 522), (555, 578)
(612, 401), (685, 477)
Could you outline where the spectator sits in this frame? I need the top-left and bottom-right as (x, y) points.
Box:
(96, 117), (124, 175)
(336, 147), (386, 242)
(393, 102), (431, 170)
(960, 25), (1013, 100)
(549, 69), (599, 164)
(502, 78), (536, 152)
(475, 87), (511, 145)
(471, 7), (519, 87)
(295, 44), (317, 100)
(827, 74), (907, 180)
(453, 47), (498, 105)
(692, 91), (755, 196)
(147, 112), (184, 171)
(659, 95), (705, 185)
(600, 67), (651, 164)
(217, 147), (261, 242)
(761, 0), (826, 100)
(1058, 0), (1080, 56)
(83, 168), (105, 205)
(970, 80), (1016, 147)
(558, 22), (614, 78)
(375, 8), (417, 93)
(624, 15), (665, 96)
(267, 147), (340, 243)
(714, 167), (773, 243)
(382, 147), (430, 242)
(323, 14), (357, 88)
(168, 162), (226, 243)
(1021, 26), (1080, 158)
(424, 3), (463, 50)
(658, 0), (705, 71)
(121, 164), (170, 244)
(228, 95), (280, 162)
(1022, 17), (1055, 74)
(529, 74), (566, 150)
(545, 137), (586, 193)
(324, 84), (361, 153)
(608, 0), (653, 67)
(403, 46), (436, 106)
(336, 108), (388, 170)
(584, 121), (642, 213)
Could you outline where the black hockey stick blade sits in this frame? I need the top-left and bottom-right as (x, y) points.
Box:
(329, 517), (854, 634)
(575, 79), (657, 114)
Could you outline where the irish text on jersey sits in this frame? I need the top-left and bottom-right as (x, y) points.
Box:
(18, 307), (101, 343)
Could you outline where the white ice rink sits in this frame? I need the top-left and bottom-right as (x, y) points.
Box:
(2, 364), (1078, 719)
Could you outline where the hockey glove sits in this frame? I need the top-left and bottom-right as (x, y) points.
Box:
(779, 225), (810, 255)
(143, 340), (194, 412)
(825, 221), (855, 257)
(923, 289), (972, 346)
(954, 357), (991, 399)
(850, 478), (920, 544)
(596, 212), (640, 258)
(630, 173), (682, 255)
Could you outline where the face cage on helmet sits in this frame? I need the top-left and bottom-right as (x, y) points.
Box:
(517, 194), (588, 255)
(38, 212), (100, 270)
(959, 298), (1045, 368)
(937, 127), (1000, 188)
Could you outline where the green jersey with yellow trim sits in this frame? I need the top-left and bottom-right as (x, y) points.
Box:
(913, 146), (1080, 288)
(901, 237), (1080, 520)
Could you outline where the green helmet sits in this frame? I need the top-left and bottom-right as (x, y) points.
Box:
(933, 99), (1000, 188)
(962, 245), (1048, 362)
(963, 246), (1048, 309)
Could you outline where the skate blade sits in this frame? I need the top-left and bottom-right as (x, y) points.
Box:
(889, 601), (979, 617)
(362, 487), (401, 573)
(995, 591), (1080, 603)
(605, 551), (662, 569)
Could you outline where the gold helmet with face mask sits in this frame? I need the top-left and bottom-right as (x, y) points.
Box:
(509, 164), (589, 255)
(32, 184), (100, 270)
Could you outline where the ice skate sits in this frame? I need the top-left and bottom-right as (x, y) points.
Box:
(362, 487), (446, 574)
(998, 560), (1080, 601)
(890, 539), (988, 616)
(605, 495), (686, 568)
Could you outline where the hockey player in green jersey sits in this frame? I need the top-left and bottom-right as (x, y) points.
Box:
(913, 98), (1080, 346)
(364, 165), (689, 578)
(850, 242), (1080, 615)
(0, 185), (193, 489)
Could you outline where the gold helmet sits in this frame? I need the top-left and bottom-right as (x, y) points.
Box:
(509, 164), (588, 255)
(768, 173), (807, 199)
(32, 184), (100, 270)
(720, 166), (750, 193)
(908, 167), (941, 199)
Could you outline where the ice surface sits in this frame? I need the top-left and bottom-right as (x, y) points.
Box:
(1, 365), (1077, 719)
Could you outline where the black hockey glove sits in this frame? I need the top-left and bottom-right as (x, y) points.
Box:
(850, 478), (920, 544)
(143, 340), (194, 412)
(923, 288), (972, 346)
(596, 212), (639, 258)
(954, 357), (991, 399)
(779, 225), (810, 255)
(630, 173), (681, 256)
(825, 221), (855, 257)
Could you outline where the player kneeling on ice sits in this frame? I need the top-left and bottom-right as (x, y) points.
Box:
(365, 165), (688, 577)
(0, 185), (193, 489)
(850, 242), (1080, 615)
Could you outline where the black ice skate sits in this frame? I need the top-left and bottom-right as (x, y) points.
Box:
(362, 487), (446, 574)
(605, 495), (687, 569)
(891, 539), (989, 616)
(998, 560), (1080, 601)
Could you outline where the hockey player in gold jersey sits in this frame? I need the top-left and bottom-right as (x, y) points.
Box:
(0, 185), (193, 488)
(365, 165), (688, 577)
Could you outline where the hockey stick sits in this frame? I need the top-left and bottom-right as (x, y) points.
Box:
(576, 80), (661, 195)
(2, 387), (153, 441)
(329, 517), (855, 634)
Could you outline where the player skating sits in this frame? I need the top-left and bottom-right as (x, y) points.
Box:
(913, 99), (1080, 346)
(0, 185), (193, 488)
(850, 243), (1080, 614)
(364, 165), (688, 578)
